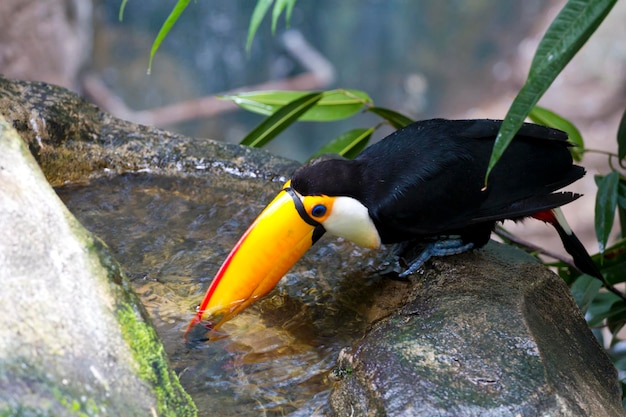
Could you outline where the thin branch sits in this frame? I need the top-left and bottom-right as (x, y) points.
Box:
(582, 148), (626, 173)
(494, 226), (577, 268)
(83, 30), (335, 128)
(495, 226), (626, 302)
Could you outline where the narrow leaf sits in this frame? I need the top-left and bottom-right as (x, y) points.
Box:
(570, 274), (603, 314)
(485, 0), (617, 185)
(619, 180), (626, 210)
(367, 107), (414, 129)
(148, 0), (190, 74)
(618, 107), (626, 160)
(588, 239), (626, 285)
(310, 128), (375, 160)
(595, 171), (620, 255)
(247, 0), (274, 53)
(618, 179), (626, 235)
(240, 92), (323, 148)
(603, 255), (626, 286)
(606, 301), (626, 335)
(528, 105), (584, 161)
(284, 0), (296, 25)
(587, 292), (621, 327)
(272, 0), (297, 33)
(610, 353), (626, 375)
(221, 89), (371, 121)
(119, 0), (129, 21)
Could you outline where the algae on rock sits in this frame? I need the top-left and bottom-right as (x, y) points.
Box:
(0, 114), (196, 416)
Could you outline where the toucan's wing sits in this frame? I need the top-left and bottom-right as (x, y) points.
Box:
(468, 192), (581, 224)
(355, 119), (582, 242)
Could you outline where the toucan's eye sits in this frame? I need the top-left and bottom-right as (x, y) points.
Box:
(311, 204), (327, 218)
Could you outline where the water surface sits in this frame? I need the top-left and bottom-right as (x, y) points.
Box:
(57, 172), (392, 416)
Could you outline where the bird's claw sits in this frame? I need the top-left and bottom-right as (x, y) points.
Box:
(398, 238), (474, 278)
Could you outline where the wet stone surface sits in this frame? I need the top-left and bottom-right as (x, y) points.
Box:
(329, 243), (624, 417)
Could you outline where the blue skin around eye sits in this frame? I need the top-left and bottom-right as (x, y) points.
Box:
(312, 205), (327, 217)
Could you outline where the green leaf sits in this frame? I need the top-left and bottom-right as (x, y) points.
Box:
(272, 0), (297, 33)
(587, 292), (621, 327)
(367, 107), (414, 129)
(310, 128), (375, 160)
(595, 171), (620, 255)
(283, 0), (296, 26)
(484, 0), (617, 185)
(603, 256), (626, 285)
(600, 238), (626, 285)
(247, 0), (274, 53)
(606, 301), (626, 335)
(148, 0), (191, 74)
(528, 106), (584, 162)
(221, 89), (372, 121)
(618, 107), (626, 161)
(119, 0), (129, 21)
(618, 180), (626, 209)
(618, 179), (626, 237)
(240, 92), (323, 148)
(570, 274), (603, 314)
(611, 352), (626, 371)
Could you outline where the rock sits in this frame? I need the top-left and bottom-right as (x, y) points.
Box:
(0, 74), (298, 187)
(329, 242), (624, 416)
(0, 115), (196, 415)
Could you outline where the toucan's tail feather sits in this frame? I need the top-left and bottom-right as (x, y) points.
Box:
(534, 208), (626, 301)
(544, 208), (603, 280)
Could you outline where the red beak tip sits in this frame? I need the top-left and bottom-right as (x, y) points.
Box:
(183, 314), (203, 338)
(183, 311), (222, 342)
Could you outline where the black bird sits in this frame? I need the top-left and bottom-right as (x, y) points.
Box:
(186, 118), (604, 334)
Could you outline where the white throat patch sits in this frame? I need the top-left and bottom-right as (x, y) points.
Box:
(323, 196), (381, 249)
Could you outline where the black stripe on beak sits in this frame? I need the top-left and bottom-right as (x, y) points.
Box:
(284, 187), (321, 227)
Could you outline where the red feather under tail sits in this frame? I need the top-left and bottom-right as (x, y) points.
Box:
(532, 208), (602, 280)
(532, 208), (625, 301)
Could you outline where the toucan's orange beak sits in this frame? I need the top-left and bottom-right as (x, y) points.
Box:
(185, 181), (321, 337)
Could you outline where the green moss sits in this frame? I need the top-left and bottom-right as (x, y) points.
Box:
(37, 146), (102, 187)
(82, 233), (196, 416)
(0, 359), (106, 417)
(55, 393), (99, 417)
(0, 406), (51, 417)
(117, 302), (197, 417)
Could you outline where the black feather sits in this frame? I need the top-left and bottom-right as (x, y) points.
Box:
(291, 119), (583, 247)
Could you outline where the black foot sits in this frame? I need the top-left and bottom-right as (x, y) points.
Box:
(398, 238), (474, 278)
(376, 254), (409, 281)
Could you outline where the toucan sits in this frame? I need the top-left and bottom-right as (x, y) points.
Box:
(185, 118), (607, 336)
